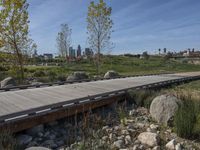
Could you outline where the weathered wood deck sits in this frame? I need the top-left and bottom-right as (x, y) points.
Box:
(0, 72), (200, 132)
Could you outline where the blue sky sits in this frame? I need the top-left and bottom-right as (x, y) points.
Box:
(27, 0), (200, 55)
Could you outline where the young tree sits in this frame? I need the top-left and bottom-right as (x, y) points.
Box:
(87, 0), (113, 75)
(0, 0), (32, 82)
(56, 24), (72, 60)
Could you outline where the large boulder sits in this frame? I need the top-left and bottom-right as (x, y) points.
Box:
(25, 147), (50, 150)
(150, 94), (181, 126)
(104, 70), (119, 79)
(0, 77), (16, 88)
(138, 132), (159, 147)
(67, 71), (89, 81)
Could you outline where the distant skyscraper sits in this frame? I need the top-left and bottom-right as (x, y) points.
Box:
(77, 45), (81, 57)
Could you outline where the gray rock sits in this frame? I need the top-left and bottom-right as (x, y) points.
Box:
(129, 109), (137, 116)
(138, 132), (159, 147)
(113, 140), (123, 149)
(102, 136), (109, 141)
(49, 134), (56, 140)
(17, 134), (32, 145)
(26, 125), (44, 136)
(44, 131), (50, 137)
(117, 135), (124, 140)
(166, 139), (176, 150)
(37, 132), (43, 137)
(25, 147), (51, 150)
(150, 124), (159, 132)
(152, 146), (161, 150)
(114, 125), (120, 131)
(175, 143), (182, 150)
(31, 82), (43, 86)
(134, 140), (141, 145)
(0, 77), (16, 88)
(125, 135), (131, 144)
(27, 141), (38, 147)
(146, 127), (152, 132)
(121, 129), (129, 135)
(150, 94), (181, 125)
(102, 125), (109, 131)
(67, 71), (89, 81)
(104, 70), (119, 79)
(56, 140), (65, 147)
(42, 140), (57, 148)
(132, 145), (140, 150)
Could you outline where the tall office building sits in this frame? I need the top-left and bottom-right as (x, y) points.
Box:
(77, 45), (82, 57)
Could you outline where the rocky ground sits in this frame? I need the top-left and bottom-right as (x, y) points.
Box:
(18, 103), (200, 150)
(62, 107), (200, 150)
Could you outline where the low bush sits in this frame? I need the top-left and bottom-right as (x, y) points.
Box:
(117, 107), (128, 126)
(127, 89), (157, 108)
(174, 99), (196, 138)
(57, 74), (66, 82)
(33, 70), (46, 77)
(174, 93), (200, 139)
(37, 77), (50, 83)
(0, 129), (18, 150)
(47, 71), (57, 82)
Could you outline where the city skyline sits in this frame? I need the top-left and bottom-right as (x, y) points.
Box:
(28, 0), (200, 55)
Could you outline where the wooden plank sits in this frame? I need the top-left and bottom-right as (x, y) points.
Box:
(0, 72), (199, 123)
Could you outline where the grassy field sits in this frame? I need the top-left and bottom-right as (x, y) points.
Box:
(26, 56), (200, 75)
(1, 55), (200, 82)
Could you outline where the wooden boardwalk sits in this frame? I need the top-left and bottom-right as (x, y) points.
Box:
(0, 72), (200, 131)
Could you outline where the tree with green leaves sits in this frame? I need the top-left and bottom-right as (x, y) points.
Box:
(56, 24), (72, 61)
(87, 0), (113, 75)
(0, 0), (33, 82)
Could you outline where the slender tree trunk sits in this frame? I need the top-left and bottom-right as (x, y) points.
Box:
(14, 43), (24, 83)
(96, 36), (100, 76)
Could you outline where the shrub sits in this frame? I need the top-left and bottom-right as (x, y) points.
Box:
(47, 71), (57, 82)
(37, 77), (50, 83)
(174, 99), (196, 138)
(127, 89), (156, 108)
(0, 129), (18, 150)
(57, 74), (66, 82)
(117, 107), (128, 126)
(193, 114), (200, 137)
(33, 70), (46, 77)
(0, 66), (8, 71)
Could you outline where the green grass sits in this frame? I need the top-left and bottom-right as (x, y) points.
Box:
(176, 80), (200, 91)
(25, 56), (200, 76)
(167, 80), (200, 139)
(2, 55), (200, 82)
(127, 89), (158, 108)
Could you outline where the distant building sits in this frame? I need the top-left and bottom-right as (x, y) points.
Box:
(69, 47), (76, 59)
(85, 48), (93, 57)
(77, 45), (82, 57)
(43, 53), (53, 60)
